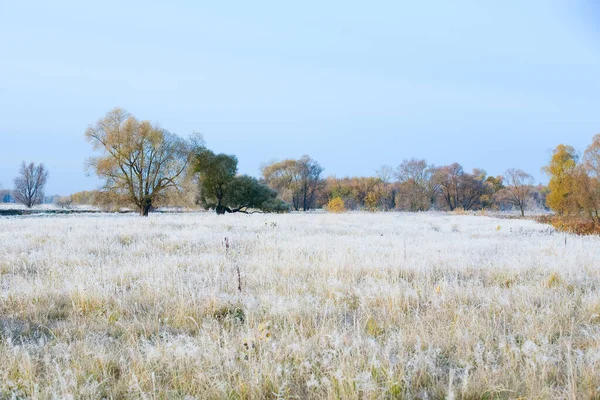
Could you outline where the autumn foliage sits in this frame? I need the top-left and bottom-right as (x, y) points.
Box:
(541, 137), (600, 233)
(326, 197), (346, 213)
(85, 108), (201, 216)
(536, 215), (600, 235)
(542, 144), (578, 216)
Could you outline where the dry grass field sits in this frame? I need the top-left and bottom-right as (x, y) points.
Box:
(1, 212), (600, 399)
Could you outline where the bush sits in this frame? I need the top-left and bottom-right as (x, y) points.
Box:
(327, 197), (345, 213)
(261, 198), (290, 213)
(536, 215), (600, 235)
(364, 191), (380, 212)
(54, 196), (74, 209)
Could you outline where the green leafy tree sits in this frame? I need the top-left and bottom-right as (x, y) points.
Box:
(195, 149), (288, 214)
(195, 150), (237, 214)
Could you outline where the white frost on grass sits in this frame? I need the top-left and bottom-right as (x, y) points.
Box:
(0, 203), (100, 210)
(0, 212), (599, 398)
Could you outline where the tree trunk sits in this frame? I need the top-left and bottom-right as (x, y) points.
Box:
(141, 205), (150, 217)
(302, 193), (306, 211)
(215, 205), (232, 215)
(140, 196), (152, 217)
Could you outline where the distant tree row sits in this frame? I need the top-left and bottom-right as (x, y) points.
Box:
(256, 157), (544, 216)
(287, 160), (544, 216)
(3, 107), (567, 217)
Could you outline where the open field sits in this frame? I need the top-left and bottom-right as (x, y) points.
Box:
(1, 212), (600, 399)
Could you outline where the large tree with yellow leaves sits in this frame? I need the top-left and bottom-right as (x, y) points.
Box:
(542, 144), (578, 216)
(85, 108), (202, 216)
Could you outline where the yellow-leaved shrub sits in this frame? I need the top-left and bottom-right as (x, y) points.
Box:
(327, 197), (346, 213)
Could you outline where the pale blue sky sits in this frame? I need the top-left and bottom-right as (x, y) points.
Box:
(1, 1), (600, 194)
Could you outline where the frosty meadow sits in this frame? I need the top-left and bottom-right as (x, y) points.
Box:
(1, 212), (600, 398)
(4, 2), (600, 398)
